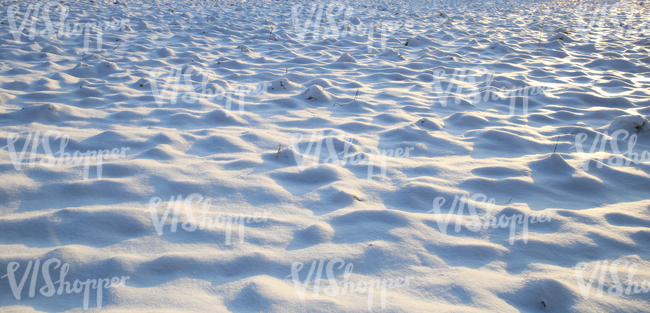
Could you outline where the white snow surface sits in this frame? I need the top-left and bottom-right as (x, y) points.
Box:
(0, 0), (650, 312)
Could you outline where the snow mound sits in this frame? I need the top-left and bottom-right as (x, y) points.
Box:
(266, 78), (300, 92)
(415, 118), (443, 130)
(548, 32), (574, 43)
(603, 115), (650, 134)
(69, 61), (123, 78)
(486, 42), (510, 53)
(156, 47), (175, 57)
(41, 45), (64, 54)
(378, 49), (404, 60)
(404, 36), (435, 47)
(300, 85), (332, 102)
(336, 52), (357, 63)
(138, 20), (150, 30)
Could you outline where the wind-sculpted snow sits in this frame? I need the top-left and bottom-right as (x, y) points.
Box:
(0, 0), (650, 311)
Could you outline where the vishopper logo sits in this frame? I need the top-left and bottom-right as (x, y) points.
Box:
(427, 193), (555, 245)
(286, 259), (413, 310)
(1, 131), (129, 180)
(148, 66), (270, 115)
(291, 3), (414, 52)
(1, 258), (129, 310)
(7, 2), (130, 53)
(574, 2), (650, 42)
(148, 193), (270, 244)
(571, 129), (650, 171)
(574, 258), (650, 299)
(431, 66), (554, 115)
(289, 130), (414, 180)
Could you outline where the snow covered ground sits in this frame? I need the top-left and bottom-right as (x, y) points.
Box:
(1, 0), (650, 311)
